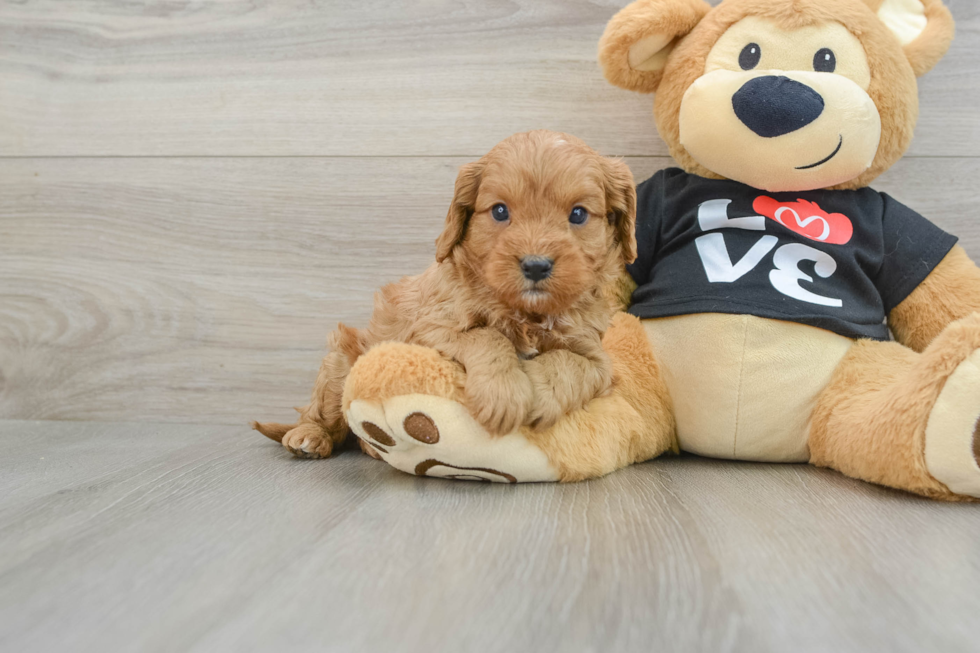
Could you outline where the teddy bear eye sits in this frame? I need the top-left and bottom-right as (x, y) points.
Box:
(569, 206), (589, 225)
(814, 48), (836, 73)
(491, 203), (509, 222)
(739, 43), (761, 70)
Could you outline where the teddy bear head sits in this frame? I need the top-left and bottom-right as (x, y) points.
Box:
(599, 0), (955, 192)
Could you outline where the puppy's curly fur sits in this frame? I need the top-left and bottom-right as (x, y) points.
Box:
(254, 130), (637, 458)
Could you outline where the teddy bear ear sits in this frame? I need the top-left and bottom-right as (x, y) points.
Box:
(870, 0), (955, 76)
(598, 0), (712, 94)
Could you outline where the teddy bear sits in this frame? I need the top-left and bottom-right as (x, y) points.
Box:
(315, 0), (980, 500)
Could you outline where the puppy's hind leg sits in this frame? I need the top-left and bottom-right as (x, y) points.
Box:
(254, 324), (363, 459)
(252, 419), (296, 443)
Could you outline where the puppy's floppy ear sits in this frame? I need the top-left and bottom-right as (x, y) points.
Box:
(601, 157), (637, 264)
(598, 0), (711, 94)
(867, 0), (955, 76)
(435, 160), (483, 262)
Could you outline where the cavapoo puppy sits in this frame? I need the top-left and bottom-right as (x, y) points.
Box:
(254, 130), (637, 458)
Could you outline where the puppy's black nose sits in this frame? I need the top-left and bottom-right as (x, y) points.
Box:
(732, 75), (824, 138)
(520, 256), (553, 282)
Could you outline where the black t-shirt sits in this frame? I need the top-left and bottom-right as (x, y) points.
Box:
(627, 168), (958, 340)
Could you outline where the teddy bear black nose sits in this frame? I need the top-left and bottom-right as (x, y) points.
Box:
(732, 75), (825, 138)
(520, 256), (553, 282)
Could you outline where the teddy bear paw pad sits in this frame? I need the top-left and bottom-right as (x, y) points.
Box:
(347, 393), (558, 483)
(925, 349), (980, 497)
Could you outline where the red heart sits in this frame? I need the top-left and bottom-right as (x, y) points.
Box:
(753, 196), (853, 245)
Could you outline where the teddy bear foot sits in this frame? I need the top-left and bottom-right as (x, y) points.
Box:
(346, 393), (558, 483)
(341, 341), (559, 482)
(925, 349), (980, 497)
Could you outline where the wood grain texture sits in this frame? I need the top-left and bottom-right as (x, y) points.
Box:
(4, 156), (980, 425)
(0, 0), (977, 157)
(0, 419), (978, 653)
(0, 155), (662, 424)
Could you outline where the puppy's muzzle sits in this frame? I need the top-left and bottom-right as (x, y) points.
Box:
(520, 256), (553, 282)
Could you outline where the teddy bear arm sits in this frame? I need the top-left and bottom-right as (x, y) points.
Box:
(341, 313), (676, 483)
(888, 245), (980, 352)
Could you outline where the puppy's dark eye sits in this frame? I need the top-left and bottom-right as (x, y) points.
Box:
(739, 43), (761, 70)
(569, 206), (588, 225)
(491, 203), (509, 222)
(813, 48), (836, 73)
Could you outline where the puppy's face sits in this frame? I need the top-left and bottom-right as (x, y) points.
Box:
(435, 131), (636, 316)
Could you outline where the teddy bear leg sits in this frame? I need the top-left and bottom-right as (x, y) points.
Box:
(341, 312), (676, 482)
(808, 314), (980, 500)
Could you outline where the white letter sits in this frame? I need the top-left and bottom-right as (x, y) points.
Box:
(698, 199), (766, 232)
(695, 233), (778, 283)
(769, 243), (842, 307)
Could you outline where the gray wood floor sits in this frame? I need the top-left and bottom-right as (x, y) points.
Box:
(3, 1), (980, 650)
(2, 419), (979, 653)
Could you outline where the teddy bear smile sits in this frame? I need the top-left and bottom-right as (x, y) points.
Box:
(796, 134), (844, 170)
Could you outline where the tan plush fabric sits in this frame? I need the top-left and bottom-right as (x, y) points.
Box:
(888, 246), (980, 352)
(925, 350), (980, 495)
(809, 313), (980, 501)
(342, 342), (461, 410)
(598, 0), (712, 94)
(901, 0), (955, 75)
(864, 0), (956, 75)
(349, 392), (560, 483)
(645, 314), (852, 462)
(678, 66), (882, 191)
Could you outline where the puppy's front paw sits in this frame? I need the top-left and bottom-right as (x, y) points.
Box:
(464, 371), (532, 435)
(281, 423), (334, 459)
(526, 396), (565, 431)
(467, 392), (529, 436)
(522, 353), (582, 430)
(522, 350), (614, 430)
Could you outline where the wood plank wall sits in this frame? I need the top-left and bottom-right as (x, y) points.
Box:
(1, 0), (978, 425)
